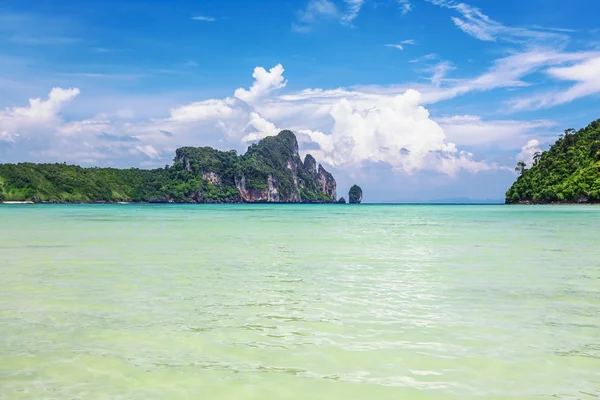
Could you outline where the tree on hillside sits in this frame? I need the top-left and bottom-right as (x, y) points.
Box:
(515, 161), (526, 176)
(532, 152), (542, 165)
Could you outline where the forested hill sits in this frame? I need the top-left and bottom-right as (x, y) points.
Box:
(506, 118), (600, 204)
(0, 130), (339, 203)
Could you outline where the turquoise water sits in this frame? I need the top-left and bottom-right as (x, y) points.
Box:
(0, 204), (599, 399)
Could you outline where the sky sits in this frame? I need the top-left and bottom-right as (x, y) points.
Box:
(0, 0), (599, 202)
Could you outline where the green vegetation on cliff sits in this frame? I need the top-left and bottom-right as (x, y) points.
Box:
(506, 119), (600, 203)
(0, 131), (337, 203)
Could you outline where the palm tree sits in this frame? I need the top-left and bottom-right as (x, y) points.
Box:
(532, 152), (542, 165)
(515, 161), (526, 176)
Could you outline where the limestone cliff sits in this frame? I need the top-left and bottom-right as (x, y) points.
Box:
(174, 130), (338, 203)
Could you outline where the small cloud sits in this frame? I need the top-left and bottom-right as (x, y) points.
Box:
(516, 139), (541, 166)
(97, 133), (140, 142)
(193, 15), (216, 22)
(341, 0), (365, 25)
(136, 144), (160, 159)
(293, 0), (338, 32)
(530, 25), (577, 33)
(409, 53), (438, 63)
(385, 44), (404, 50)
(401, 39), (416, 45)
(398, 0), (412, 15)
(158, 129), (173, 137)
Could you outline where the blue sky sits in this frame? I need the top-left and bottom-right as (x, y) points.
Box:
(1, 0), (599, 202)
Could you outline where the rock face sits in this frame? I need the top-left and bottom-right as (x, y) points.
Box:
(349, 185), (363, 204)
(317, 165), (337, 201)
(337, 197), (347, 204)
(175, 130), (338, 203)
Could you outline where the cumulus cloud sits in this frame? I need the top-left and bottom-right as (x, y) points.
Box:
(516, 139), (541, 166)
(233, 64), (287, 104)
(242, 112), (280, 143)
(0, 87), (79, 136)
(289, 90), (497, 176)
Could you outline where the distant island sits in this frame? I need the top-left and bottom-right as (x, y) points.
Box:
(506, 118), (600, 204)
(0, 130), (360, 204)
(349, 185), (363, 204)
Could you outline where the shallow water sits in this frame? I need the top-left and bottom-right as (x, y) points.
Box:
(0, 204), (599, 399)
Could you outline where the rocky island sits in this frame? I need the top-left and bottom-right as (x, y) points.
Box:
(349, 185), (363, 204)
(506, 118), (600, 204)
(0, 130), (350, 204)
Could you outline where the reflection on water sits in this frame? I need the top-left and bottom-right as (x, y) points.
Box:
(0, 204), (599, 399)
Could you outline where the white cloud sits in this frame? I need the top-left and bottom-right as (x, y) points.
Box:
(234, 64), (287, 104)
(385, 44), (404, 50)
(192, 15), (215, 22)
(0, 130), (19, 143)
(507, 54), (600, 111)
(293, 0), (338, 32)
(242, 112), (280, 143)
(429, 0), (568, 47)
(293, 0), (366, 30)
(436, 115), (554, 148)
(342, 0), (365, 24)
(412, 49), (599, 105)
(410, 53), (437, 63)
(135, 144), (160, 159)
(0, 87), (79, 136)
(398, 0), (412, 15)
(401, 39), (416, 45)
(284, 89), (498, 176)
(169, 98), (239, 122)
(516, 139), (541, 166)
(548, 56), (600, 101)
(426, 61), (455, 87)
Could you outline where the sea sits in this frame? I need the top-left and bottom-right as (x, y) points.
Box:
(0, 204), (599, 399)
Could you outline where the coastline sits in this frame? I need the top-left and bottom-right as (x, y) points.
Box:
(505, 200), (600, 205)
(1, 200), (345, 205)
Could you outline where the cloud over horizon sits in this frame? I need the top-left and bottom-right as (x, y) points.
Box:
(0, 64), (522, 180)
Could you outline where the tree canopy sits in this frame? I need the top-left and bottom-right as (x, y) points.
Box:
(505, 119), (600, 204)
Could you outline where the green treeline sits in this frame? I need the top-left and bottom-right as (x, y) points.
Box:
(506, 118), (600, 203)
(0, 130), (335, 203)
